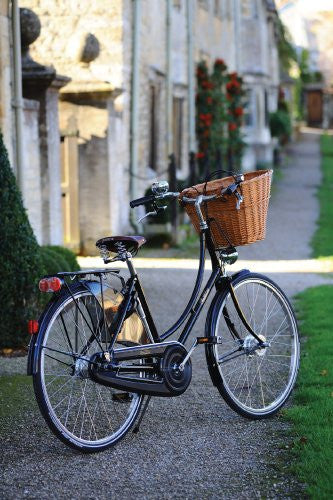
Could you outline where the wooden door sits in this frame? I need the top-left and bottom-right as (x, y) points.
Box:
(307, 91), (323, 126)
(61, 136), (80, 253)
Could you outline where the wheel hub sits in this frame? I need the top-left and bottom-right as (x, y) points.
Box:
(243, 334), (267, 357)
(74, 356), (90, 379)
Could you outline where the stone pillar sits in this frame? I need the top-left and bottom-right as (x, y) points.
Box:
(0, 3), (14, 164)
(22, 98), (42, 243)
(20, 7), (70, 245)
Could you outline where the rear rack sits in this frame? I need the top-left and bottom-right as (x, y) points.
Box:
(55, 268), (121, 278)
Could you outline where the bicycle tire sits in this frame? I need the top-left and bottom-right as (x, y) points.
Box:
(33, 287), (143, 452)
(205, 272), (300, 419)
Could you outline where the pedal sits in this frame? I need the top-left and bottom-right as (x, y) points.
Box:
(197, 336), (222, 344)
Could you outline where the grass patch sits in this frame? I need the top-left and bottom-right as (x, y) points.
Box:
(0, 375), (34, 421)
(311, 135), (333, 258)
(286, 285), (333, 498)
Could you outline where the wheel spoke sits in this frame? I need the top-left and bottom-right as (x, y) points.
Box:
(35, 290), (142, 450)
(213, 276), (299, 416)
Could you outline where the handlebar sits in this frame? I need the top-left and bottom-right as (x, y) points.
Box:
(181, 194), (216, 204)
(129, 191), (180, 208)
(129, 194), (155, 208)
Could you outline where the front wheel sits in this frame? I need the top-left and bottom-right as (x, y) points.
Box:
(206, 273), (300, 419)
(33, 288), (143, 452)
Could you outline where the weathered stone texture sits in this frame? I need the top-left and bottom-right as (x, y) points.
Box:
(21, 0), (125, 89)
(0, 10), (14, 165)
(9, 0), (279, 249)
(22, 98), (43, 243)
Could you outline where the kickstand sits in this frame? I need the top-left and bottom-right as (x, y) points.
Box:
(133, 396), (151, 434)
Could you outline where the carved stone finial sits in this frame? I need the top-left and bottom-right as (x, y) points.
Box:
(20, 8), (41, 58)
(78, 33), (100, 64)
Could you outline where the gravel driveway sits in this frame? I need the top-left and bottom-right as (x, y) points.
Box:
(1, 130), (331, 499)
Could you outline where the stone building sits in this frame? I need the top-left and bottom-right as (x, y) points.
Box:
(277, 0), (333, 127)
(0, 0), (280, 254)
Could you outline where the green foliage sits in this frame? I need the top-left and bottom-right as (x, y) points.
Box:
(225, 72), (246, 169)
(0, 133), (81, 349)
(43, 245), (80, 273)
(0, 133), (43, 349)
(210, 59), (228, 159)
(286, 286), (333, 498)
(311, 135), (333, 257)
(196, 59), (245, 175)
(277, 19), (297, 73)
(269, 109), (292, 142)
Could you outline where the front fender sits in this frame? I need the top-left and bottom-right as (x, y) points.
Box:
(204, 268), (250, 387)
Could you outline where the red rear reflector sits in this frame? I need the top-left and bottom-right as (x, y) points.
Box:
(49, 277), (62, 292)
(28, 320), (39, 335)
(39, 277), (63, 293)
(39, 278), (49, 292)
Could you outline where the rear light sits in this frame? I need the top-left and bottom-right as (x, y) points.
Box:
(28, 320), (39, 335)
(39, 277), (63, 293)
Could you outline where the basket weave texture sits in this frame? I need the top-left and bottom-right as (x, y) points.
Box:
(179, 169), (272, 248)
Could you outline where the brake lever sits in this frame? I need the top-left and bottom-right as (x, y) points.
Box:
(137, 205), (167, 224)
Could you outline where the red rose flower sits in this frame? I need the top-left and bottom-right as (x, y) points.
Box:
(228, 123), (237, 132)
(234, 107), (244, 117)
(196, 152), (205, 159)
(214, 58), (226, 70)
(206, 96), (213, 105)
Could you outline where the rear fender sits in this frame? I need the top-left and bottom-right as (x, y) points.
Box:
(27, 283), (86, 376)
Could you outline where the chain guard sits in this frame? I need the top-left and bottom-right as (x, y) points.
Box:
(89, 341), (192, 397)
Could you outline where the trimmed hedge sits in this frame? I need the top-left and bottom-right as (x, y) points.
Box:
(45, 245), (80, 272)
(0, 133), (43, 349)
(0, 133), (80, 349)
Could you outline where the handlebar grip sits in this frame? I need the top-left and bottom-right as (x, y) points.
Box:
(129, 194), (155, 208)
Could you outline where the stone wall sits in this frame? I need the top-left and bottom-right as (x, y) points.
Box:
(16, 0), (279, 249)
(0, 3), (14, 165)
(239, 0), (279, 170)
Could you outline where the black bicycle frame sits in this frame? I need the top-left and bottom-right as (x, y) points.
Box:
(104, 227), (222, 351)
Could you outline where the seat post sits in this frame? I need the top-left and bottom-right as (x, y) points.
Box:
(126, 253), (137, 277)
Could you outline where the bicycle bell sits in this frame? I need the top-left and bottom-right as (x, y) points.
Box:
(151, 180), (169, 195)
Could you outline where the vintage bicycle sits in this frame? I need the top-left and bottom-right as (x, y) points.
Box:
(27, 170), (300, 453)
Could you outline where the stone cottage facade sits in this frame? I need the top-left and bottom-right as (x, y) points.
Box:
(0, 0), (279, 254)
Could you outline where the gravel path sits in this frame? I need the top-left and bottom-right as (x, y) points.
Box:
(1, 131), (331, 499)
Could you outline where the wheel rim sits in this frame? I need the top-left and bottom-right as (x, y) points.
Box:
(39, 292), (141, 447)
(214, 278), (299, 415)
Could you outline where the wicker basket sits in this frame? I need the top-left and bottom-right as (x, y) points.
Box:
(179, 169), (272, 248)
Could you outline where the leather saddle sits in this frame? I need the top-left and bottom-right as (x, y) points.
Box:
(96, 235), (146, 254)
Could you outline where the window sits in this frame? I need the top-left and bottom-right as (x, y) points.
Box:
(264, 90), (269, 127)
(173, 97), (183, 169)
(243, 88), (255, 127)
(148, 85), (158, 171)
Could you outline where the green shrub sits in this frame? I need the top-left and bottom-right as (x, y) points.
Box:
(40, 247), (70, 276)
(41, 246), (80, 274)
(0, 133), (43, 349)
(269, 109), (292, 144)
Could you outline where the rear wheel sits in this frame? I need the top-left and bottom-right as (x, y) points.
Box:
(33, 289), (143, 452)
(206, 273), (300, 419)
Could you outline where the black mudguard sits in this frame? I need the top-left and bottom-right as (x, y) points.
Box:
(27, 282), (88, 376)
(204, 269), (250, 387)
